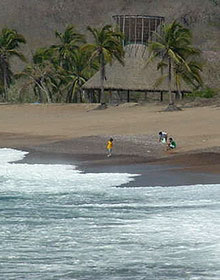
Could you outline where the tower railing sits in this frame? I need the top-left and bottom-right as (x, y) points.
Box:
(112, 15), (165, 46)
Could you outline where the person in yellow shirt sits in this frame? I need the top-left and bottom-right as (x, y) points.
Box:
(106, 138), (113, 157)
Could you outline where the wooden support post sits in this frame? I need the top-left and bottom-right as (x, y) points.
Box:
(141, 17), (144, 44)
(93, 90), (97, 103)
(160, 91), (163, 102)
(154, 18), (156, 35)
(98, 89), (101, 103)
(122, 15), (125, 47)
(109, 90), (112, 104)
(159, 18), (163, 37)
(89, 90), (91, 103)
(134, 17), (137, 44)
(92, 90), (95, 103)
(129, 17), (131, 44)
(86, 90), (90, 103)
(145, 92), (148, 101)
(127, 90), (130, 103)
(117, 90), (121, 102)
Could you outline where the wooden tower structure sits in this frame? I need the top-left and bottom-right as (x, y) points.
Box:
(112, 15), (165, 46)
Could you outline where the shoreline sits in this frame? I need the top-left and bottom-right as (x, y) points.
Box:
(9, 135), (220, 187)
(0, 103), (219, 186)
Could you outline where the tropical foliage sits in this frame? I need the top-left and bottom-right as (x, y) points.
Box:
(0, 28), (26, 101)
(56, 46), (99, 103)
(148, 20), (203, 106)
(84, 25), (124, 103)
(0, 21), (210, 105)
(192, 87), (217, 98)
(17, 25), (98, 103)
(13, 24), (124, 103)
(51, 24), (85, 71)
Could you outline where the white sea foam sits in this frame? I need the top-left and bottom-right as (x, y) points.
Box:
(0, 148), (28, 163)
(0, 149), (219, 279)
(0, 148), (138, 193)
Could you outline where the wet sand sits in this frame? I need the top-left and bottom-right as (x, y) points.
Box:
(14, 136), (220, 187)
(1, 103), (220, 186)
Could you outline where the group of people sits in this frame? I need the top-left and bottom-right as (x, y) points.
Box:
(106, 131), (176, 157)
(158, 131), (176, 150)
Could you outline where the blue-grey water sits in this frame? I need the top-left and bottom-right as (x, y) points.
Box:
(0, 148), (219, 280)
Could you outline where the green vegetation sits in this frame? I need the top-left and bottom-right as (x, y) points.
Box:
(0, 28), (26, 101)
(148, 20), (203, 108)
(83, 25), (124, 103)
(0, 21), (217, 105)
(191, 87), (217, 98)
(16, 25), (99, 103)
(1, 24), (123, 103)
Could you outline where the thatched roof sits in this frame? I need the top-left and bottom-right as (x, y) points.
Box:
(83, 44), (191, 92)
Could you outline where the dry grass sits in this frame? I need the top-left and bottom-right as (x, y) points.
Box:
(0, 0), (219, 89)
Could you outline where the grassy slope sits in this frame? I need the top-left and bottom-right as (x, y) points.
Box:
(0, 0), (219, 87)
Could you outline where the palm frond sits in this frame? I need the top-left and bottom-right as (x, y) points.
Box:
(153, 74), (168, 89)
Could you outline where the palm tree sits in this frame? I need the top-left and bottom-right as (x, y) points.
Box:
(84, 25), (124, 103)
(17, 62), (57, 103)
(0, 28), (26, 101)
(17, 47), (58, 103)
(148, 21), (202, 108)
(58, 46), (98, 103)
(51, 25), (85, 71)
(33, 47), (57, 65)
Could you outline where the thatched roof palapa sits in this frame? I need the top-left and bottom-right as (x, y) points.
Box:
(83, 44), (191, 93)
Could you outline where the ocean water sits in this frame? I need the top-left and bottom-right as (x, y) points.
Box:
(0, 148), (219, 280)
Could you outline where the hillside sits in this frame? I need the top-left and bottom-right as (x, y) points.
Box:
(0, 0), (219, 87)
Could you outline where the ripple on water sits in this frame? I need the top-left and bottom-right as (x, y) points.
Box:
(0, 148), (219, 280)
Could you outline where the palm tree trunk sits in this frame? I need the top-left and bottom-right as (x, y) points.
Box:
(72, 81), (78, 103)
(3, 72), (7, 101)
(78, 80), (83, 103)
(100, 54), (105, 104)
(168, 58), (174, 105)
(66, 83), (74, 103)
(34, 85), (42, 103)
(37, 80), (51, 103)
(175, 73), (182, 100)
(177, 84), (182, 100)
(3, 63), (8, 101)
(31, 75), (51, 103)
(42, 84), (52, 103)
(45, 80), (53, 103)
(0, 56), (8, 101)
(79, 88), (83, 103)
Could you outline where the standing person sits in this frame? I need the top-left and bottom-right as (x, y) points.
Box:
(106, 138), (113, 157)
(159, 131), (168, 143)
(167, 137), (176, 150)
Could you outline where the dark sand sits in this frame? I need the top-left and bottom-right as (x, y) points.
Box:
(15, 135), (220, 187)
(0, 104), (219, 187)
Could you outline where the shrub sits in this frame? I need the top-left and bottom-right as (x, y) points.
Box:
(7, 82), (36, 103)
(191, 87), (217, 98)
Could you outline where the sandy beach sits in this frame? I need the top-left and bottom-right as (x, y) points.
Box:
(0, 103), (220, 184)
